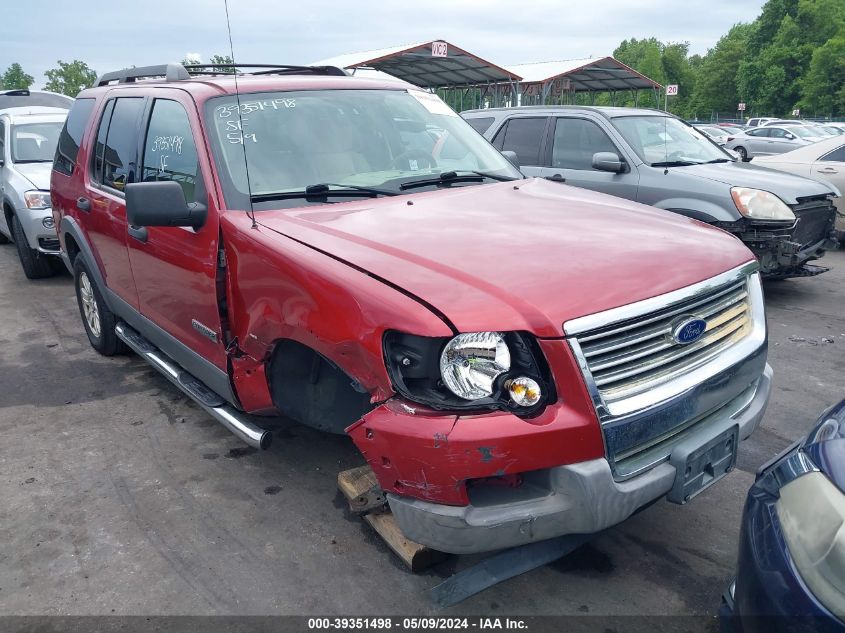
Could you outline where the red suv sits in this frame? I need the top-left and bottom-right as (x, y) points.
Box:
(51, 63), (772, 554)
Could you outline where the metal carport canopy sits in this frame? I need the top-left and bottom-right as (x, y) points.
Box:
(506, 57), (662, 91)
(313, 40), (521, 88)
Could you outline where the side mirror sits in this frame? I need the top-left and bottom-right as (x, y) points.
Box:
(592, 152), (626, 173)
(125, 181), (207, 229)
(785, 133), (795, 140)
(501, 150), (520, 169)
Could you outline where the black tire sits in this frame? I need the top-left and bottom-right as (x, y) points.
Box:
(73, 257), (126, 356)
(735, 146), (748, 162)
(11, 214), (54, 279)
(0, 229), (9, 244)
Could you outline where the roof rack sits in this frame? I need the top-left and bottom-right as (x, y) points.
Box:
(95, 63), (347, 87)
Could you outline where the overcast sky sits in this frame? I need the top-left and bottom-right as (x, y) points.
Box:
(4, 0), (766, 88)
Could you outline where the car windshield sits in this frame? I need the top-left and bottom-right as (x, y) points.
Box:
(701, 126), (730, 138)
(787, 126), (816, 139)
(611, 115), (731, 165)
(206, 89), (522, 209)
(11, 122), (63, 163)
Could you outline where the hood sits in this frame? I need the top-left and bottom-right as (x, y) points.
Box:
(670, 161), (835, 204)
(12, 162), (52, 190)
(255, 178), (755, 337)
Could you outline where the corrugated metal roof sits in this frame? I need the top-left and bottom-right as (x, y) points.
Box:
(313, 40), (521, 88)
(506, 57), (662, 90)
(314, 45), (661, 92)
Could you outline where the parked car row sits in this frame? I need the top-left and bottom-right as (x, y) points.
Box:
(1, 67), (842, 628)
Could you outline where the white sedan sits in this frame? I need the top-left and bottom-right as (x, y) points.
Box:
(755, 136), (845, 238)
(725, 125), (827, 161)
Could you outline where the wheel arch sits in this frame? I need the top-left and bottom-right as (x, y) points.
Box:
(266, 337), (377, 435)
(59, 215), (113, 310)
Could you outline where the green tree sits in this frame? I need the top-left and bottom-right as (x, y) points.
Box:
(800, 29), (845, 116)
(209, 54), (235, 73)
(44, 60), (96, 97)
(689, 24), (752, 117)
(1, 63), (34, 90)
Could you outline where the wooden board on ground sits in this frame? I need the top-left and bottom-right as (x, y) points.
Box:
(338, 465), (448, 573)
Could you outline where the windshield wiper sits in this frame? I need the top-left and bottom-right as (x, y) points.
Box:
(650, 160), (701, 168)
(251, 182), (398, 203)
(399, 170), (518, 191)
(702, 158), (732, 164)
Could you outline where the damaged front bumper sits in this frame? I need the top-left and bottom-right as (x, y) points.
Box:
(720, 200), (839, 279)
(385, 365), (771, 554)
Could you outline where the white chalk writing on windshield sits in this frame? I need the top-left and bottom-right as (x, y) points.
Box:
(215, 98), (296, 118)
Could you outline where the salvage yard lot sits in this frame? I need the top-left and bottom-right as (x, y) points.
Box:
(0, 243), (843, 618)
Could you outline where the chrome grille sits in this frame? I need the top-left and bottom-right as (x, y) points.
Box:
(574, 277), (753, 406)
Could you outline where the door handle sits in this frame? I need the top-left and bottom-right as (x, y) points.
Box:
(545, 173), (565, 182)
(128, 225), (148, 243)
(76, 196), (91, 212)
(817, 167), (838, 174)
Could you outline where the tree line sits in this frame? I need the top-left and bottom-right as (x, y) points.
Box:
(2, 0), (843, 119)
(0, 55), (234, 96)
(609, 0), (845, 119)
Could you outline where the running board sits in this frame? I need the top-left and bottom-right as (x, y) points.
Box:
(115, 322), (272, 450)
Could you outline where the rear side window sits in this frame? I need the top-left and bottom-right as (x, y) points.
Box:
(92, 97), (144, 192)
(141, 99), (199, 201)
(747, 119), (759, 127)
(465, 117), (494, 135)
(54, 97), (95, 176)
(552, 118), (618, 170)
(497, 117), (547, 166)
(822, 145), (845, 162)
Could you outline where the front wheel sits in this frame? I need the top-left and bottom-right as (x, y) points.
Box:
(11, 214), (54, 279)
(735, 146), (748, 162)
(73, 257), (126, 356)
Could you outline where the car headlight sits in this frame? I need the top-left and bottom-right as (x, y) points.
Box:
(24, 190), (51, 210)
(440, 332), (510, 400)
(383, 330), (553, 414)
(730, 187), (795, 222)
(776, 472), (845, 616)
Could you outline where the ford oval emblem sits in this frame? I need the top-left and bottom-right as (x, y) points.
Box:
(672, 317), (707, 345)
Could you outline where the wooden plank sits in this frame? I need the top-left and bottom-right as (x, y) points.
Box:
(338, 465), (448, 572)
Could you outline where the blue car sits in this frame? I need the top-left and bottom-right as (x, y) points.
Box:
(721, 398), (845, 631)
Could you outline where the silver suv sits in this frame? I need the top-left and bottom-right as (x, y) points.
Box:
(0, 95), (70, 278)
(463, 106), (840, 279)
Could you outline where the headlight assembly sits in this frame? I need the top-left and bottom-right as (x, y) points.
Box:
(383, 330), (554, 415)
(440, 332), (510, 400)
(24, 190), (51, 210)
(730, 187), (795, 222)
(777, 472), (845, 617)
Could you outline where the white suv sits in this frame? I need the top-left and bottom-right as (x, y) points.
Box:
(745, 117), (779, 128)
(0, 99), (70, 278)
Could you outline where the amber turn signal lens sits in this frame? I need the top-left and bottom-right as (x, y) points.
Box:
(506, 376), (542, 407)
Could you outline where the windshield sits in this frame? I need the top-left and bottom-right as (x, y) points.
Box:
(11, 121), (63, 163)
(787, 126), (816, 139)
(206, 89), (521, 209)
(700, 126), (730, 138)
(612, 115), (731, 166)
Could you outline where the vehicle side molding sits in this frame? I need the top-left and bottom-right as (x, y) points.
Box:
(592, 152), (626, 173)
(125, 181), (207, 230)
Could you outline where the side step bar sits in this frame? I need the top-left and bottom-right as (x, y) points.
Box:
(115, 322), (272, 450)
